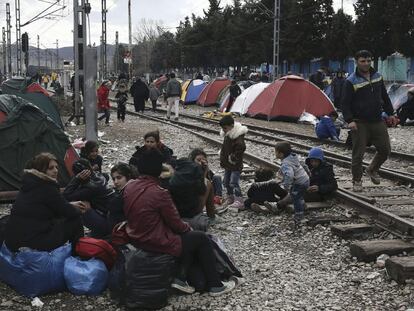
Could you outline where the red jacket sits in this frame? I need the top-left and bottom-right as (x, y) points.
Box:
(123, 176), (190, 257)
(97, 85), (110, 109)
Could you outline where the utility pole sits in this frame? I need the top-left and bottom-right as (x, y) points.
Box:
(115, 31), (118, 74)
(6, 3), (12, 76)
(272, 0), (281, 81)
(15, 0), (22, 76)
(37, 35), (40, 69)
(84, 47), (98, 141)
(73, 0), (89, 125)
(341, 0), (344, 11)
(99, 35), (102, 80)
(2, 28), (6, 76)
(101, 0), (107, 79)
(128, 0), (132, 78)
(55, 39), (59, 71)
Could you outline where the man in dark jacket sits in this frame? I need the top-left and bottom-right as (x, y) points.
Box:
(331, 71), (346, 109)
(305, 147), (337, 201)
(341, 50), (397, 192)
(225, 80), (242, 112)
(166, 73), (182, 120)
(309, 68), (326, 90)
(130, 77), (149, 113)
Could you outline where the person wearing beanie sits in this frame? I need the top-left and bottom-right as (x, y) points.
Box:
(305, 147), (337, 201)
(123, 149), (236, 296)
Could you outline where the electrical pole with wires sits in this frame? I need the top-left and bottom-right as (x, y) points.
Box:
(6, 3), (12, 76)
(55, 39), (59, 71)
(272, 0), (281, 81)
(45, 48), (48, 69)
(101, 0), (107, 79)
(128, 0), (132, 78)
(37, 35), (40, 69)
(73, 0), (88, 125)
(15, 0), (22, 76)
(115, 30), (118, 74)
(2, 27), (6, 76)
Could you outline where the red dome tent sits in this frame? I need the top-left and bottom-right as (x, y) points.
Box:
(197, 78), (231, 107)
(246, 75), (335, 121)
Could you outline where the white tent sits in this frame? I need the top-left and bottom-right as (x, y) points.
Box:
(230, 82), (270, 115)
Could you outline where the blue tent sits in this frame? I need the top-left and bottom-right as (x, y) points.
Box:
(184, 79), (207, 103)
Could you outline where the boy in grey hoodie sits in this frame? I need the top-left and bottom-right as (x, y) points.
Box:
(275, 142), (309, 227)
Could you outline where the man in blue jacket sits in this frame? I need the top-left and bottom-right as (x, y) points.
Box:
(341, 50), (397, 192)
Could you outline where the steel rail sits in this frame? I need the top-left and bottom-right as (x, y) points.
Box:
(126, 110), (414, 237)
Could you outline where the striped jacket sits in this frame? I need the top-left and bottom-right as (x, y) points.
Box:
(341, 68), (394, 123)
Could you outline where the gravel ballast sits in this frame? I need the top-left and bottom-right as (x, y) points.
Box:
(0, 110), (413, 311)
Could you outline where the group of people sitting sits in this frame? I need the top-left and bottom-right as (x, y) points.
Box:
(3, 115), (338, 298)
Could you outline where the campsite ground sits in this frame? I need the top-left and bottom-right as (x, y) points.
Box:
(1, 105), (414, 310)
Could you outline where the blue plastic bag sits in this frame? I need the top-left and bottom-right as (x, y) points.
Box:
(0, 242), (71, 297)
(64, 256), (108, 295)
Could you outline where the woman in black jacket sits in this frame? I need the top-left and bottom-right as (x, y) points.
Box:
(5, 153), (88, 252)
(63, 159), (115, 238)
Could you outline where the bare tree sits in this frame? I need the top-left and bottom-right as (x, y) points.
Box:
(132, 18), (164, 74)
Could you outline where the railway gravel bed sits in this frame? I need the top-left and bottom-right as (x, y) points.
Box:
(1, 113), (414, 310)
(180, 104), (414, 156)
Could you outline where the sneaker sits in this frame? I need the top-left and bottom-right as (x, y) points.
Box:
(264, 201), (280, 215)
(213, 195), (222, 205)
(352, 180), (363, 192)
(215, 205), (228, 215)
(171, 278), (195, 294)
(227, 197), (244, 210)
(251, 203), (269, 214)
(366, 168), (381, 185)
(229, 275), (246, 286)
(277, 194), (292, 209)
(209, 280), (236, 297)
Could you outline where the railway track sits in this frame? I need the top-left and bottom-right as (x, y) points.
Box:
(121, 108), (414, 238)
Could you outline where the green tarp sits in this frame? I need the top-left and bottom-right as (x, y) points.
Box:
(0, 95), (71, 191)
(1, 77), (64, 129)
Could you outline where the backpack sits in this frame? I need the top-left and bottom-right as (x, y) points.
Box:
(108, 244), (176, 310)
(75, 237), (117, 270)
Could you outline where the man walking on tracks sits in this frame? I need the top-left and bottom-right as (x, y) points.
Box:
(341, 50), (397, 192)
(166, 73), (181, 120)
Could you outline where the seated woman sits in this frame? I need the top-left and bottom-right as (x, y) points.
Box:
(5, 153), (87, 252)
(107, 162), (137, 229)
(63, 159), (115, 238)
(129, 130), (174, 168)
(123, 148), (235, 296)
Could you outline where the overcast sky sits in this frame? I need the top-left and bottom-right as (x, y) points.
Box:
(0, 0), (355, 48)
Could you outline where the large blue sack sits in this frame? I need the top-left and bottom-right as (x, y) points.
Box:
(64, 256), (108, 296)
(0, 242), (71, 297)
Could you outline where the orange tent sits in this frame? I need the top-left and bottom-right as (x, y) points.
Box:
(246, 75), (335, 121)
(197, 78), (231, 107)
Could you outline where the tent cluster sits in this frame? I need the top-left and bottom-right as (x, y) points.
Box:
(0, 78), (77, 191)
(177, 75), (335, 121)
